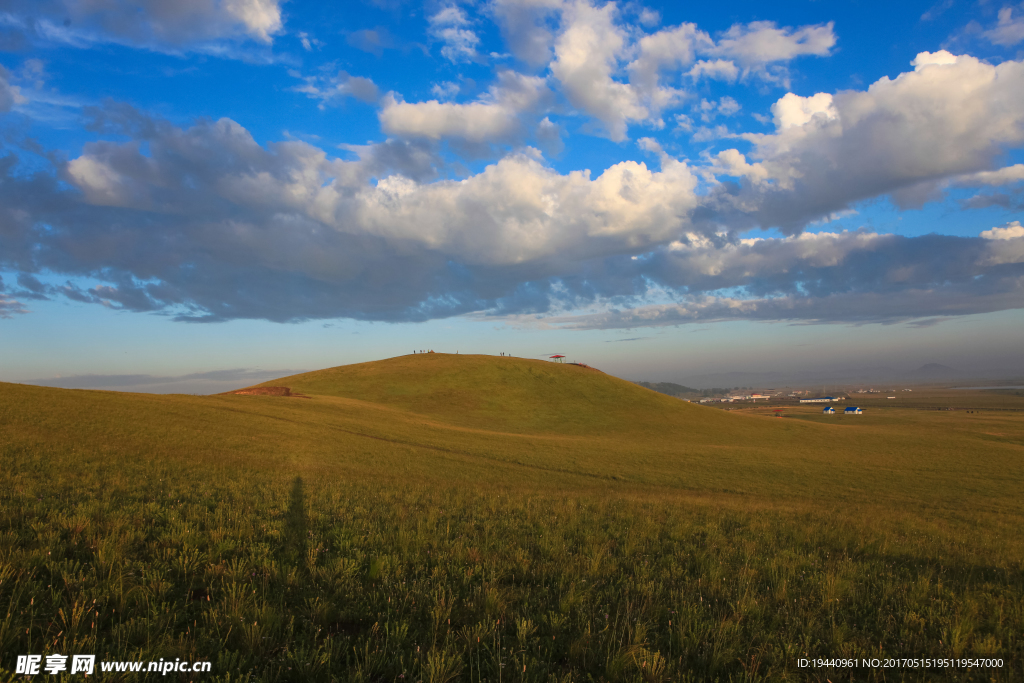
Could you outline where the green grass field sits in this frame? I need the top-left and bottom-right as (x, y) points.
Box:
(1, 354), (1022, 681)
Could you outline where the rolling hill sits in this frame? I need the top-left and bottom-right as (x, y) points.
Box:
(241, 353), (728, 435)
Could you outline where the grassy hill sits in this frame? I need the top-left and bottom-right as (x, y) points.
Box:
(246, 354), (713, 435)
(1, 353), (1022, 681)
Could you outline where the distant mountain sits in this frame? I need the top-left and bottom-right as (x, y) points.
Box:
(635, 381), (701, 397)
(665, 363), (1008, 389)
(907, 363), (959, 377)
(676, 368), (901, 388)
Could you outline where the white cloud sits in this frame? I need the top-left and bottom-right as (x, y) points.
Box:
(771, 92), (836, 129)
(549, 0), (648, 141)
(356, 152), (700, 263)
(636, 136), (665, 159)
(550, 12), (833, 138)
(430, 5), (481, 62)
(223, 0), (283, 43)
(687, 59), (739, 82)
(5, 101), (1024, 328)
(704, 20), (836, 86)
(712, 148), (768, 182)
(911, 49), (958, 69)
(673, 113), (693, 132)
(11, 108), (708, 322)
(297, 32), (322, 51)
(691, 124), (731, 142)
(379, 96), (519, 142)
(431, 81), (462, 100)
(627, 23), (711, 110)
(379, 71), (550, 143)
(3, 0), (284, 48)
(698, 96), (741, 122)
(0, 66), (26, 112)
(954, 164), (1024, 187)
(981, 220), (1024, 240)
(489, 0), (565, 68)
(541, 4), (835, 140)
(710, 21), (836, 66)
(293, 70), (380, 107)
(984, 7), (1024, 47)
(980, 221), (1024, 265)
(717, 96), (741, 117)
(637, 9), (660, 28)
(728, 52), (1024, 229)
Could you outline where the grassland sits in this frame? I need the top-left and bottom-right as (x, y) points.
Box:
(1, 354), (1022, 681)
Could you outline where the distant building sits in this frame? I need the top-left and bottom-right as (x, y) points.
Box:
(800, 396), (840, 403)
(844, 407), (863, 414)
(823, 406), (835, 414)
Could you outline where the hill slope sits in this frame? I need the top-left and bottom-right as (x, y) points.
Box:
(245, 353), (720, 435)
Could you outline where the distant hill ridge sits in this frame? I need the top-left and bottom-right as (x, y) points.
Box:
(909, 363), (959, 376)
(635, 381), (700, 396)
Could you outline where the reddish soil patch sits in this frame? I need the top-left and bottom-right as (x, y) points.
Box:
(228, 386), (309, 398)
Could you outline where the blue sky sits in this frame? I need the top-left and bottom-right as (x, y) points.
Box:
(1, 0), (1023, 392)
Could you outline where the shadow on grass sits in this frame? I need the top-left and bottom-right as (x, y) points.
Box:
(281, 476), (308, 571)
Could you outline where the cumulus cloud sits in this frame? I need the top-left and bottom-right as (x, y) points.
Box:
(545, 2), (835, 140)
(714, 51), (1024, 231)
(1, 0), (284, 49)
(770, 92), (836, 129)
(379, 71), (550, 143)
(2, 104), (707, 323)
(6, 47), (1024, 329)
(550, 1), (648, 141)
(626, 23), (711, 112)
(981, 220), (1024, 240)
(707, 20), (835, 85)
